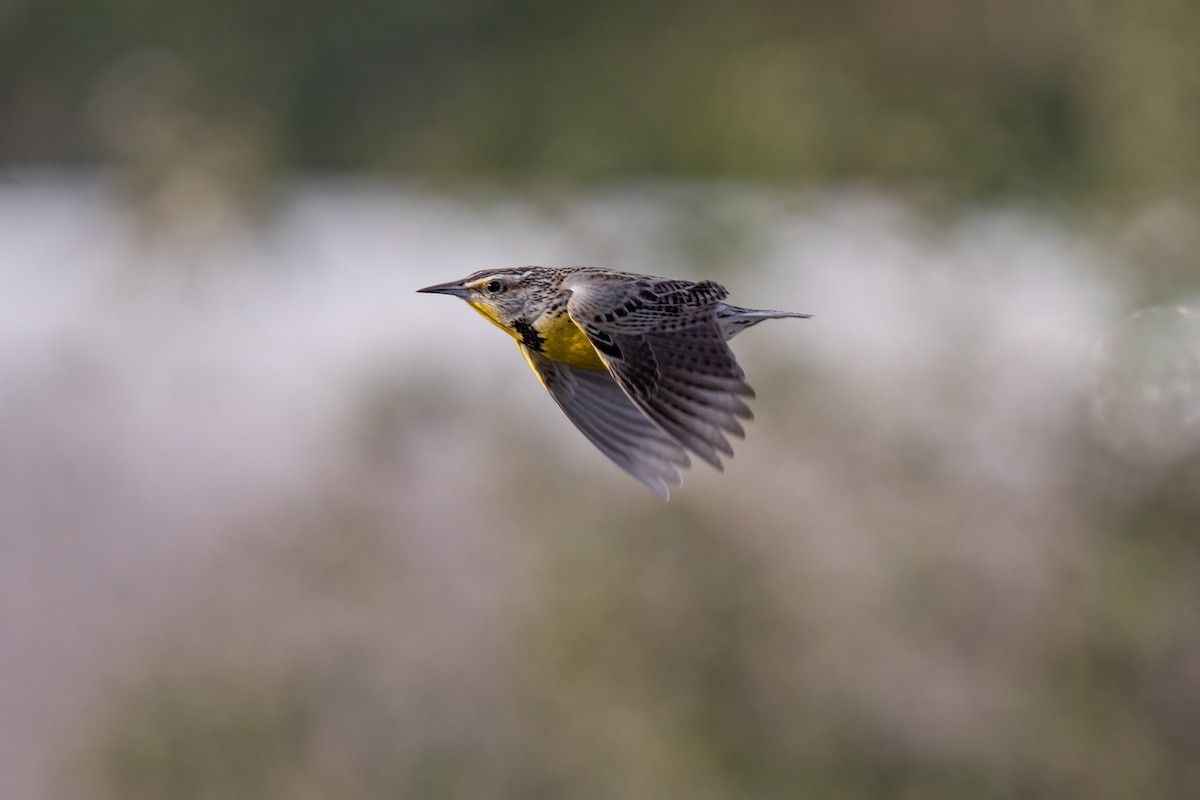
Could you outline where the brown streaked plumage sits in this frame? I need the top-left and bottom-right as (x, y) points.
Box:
(418, 266), (810, 499)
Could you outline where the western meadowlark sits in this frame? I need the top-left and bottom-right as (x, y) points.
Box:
(418, 266), (810, 498)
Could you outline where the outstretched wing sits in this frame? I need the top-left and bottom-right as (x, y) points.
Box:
(521, 344), (691, 499)
(564, 272), (755, 470)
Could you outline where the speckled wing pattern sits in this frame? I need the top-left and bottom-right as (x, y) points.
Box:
(521, 345), (691, 499)
(563, 270), (756, 473)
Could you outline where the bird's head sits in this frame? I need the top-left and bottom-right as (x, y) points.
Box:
(417, 267), (546, 331)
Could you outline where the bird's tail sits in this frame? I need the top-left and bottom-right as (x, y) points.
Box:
(717, 304), (812, 340)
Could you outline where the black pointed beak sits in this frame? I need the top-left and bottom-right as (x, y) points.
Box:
(417, 280), (471, 298)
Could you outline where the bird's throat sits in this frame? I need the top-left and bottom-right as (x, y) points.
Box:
(466, 300), (606, 370)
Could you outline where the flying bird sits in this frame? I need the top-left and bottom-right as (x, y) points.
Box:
(418, 266), (809, 498)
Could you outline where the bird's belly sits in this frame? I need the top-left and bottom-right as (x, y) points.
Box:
(536, 313), (606, 370)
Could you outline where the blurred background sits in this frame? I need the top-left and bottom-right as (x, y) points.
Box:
(4, 1), (1200, 798)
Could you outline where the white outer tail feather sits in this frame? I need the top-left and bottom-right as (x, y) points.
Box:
(717, 304), (812, 340)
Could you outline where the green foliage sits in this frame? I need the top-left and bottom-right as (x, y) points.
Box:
(71, 438), (1200, 799)
(5, 0), (1200, 201)
(95, 676), (312, 800)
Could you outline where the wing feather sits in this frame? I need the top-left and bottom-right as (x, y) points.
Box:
(521, 345), (690, 499)
(564, 273), (756, 470)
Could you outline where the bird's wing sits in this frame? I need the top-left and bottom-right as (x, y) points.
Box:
(520, 344), (691, 499)
(564, 273), (755, 470)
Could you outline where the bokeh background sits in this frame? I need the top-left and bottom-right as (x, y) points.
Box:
(4, 2), (1200, 798)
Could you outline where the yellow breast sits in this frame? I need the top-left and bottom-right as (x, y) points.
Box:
(535, 312), (606, 370)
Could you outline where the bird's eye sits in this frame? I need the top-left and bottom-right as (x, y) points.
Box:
(484, 279), (505, 293)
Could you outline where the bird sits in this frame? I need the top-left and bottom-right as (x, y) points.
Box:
(417, 266), (810, 499)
